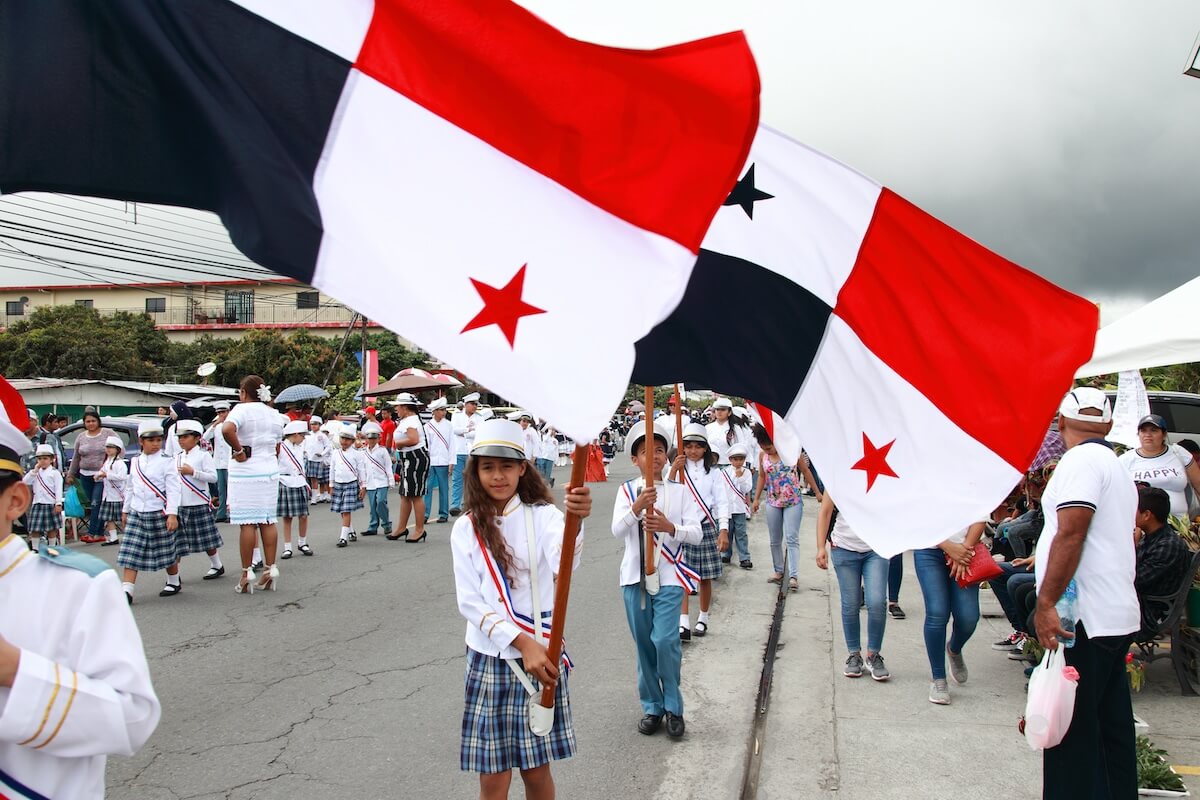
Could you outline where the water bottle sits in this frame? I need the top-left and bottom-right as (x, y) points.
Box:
(1055, 579), (1078, 649)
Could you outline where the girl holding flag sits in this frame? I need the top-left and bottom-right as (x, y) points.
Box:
(171, 420), (224, 585)
(451, 418), (591, 799)
(117, 420), (182, 604)
(670, 423), (728, 640)
(277, 420), (313, 558)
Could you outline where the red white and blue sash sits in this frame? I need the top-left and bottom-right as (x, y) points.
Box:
(0, 764), (51, 800)
(471, 512), (573, 671)
(680, 466), (717, 527)
(720, 466), (749, 507)
(426, 421), (449, 450)
(280, 443), (305, 475)
(336, 449), (359, 481)
(177, 454), (212, 505)
(132, 458), (168, 507)
(33, 470), (57, 502)
(621, 480), (699, 592)
(365, 448), (391, 476)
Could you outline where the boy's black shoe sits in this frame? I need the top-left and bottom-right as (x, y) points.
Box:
(665, 712), (685, 738)
(679, 626), (691, 642)
(637, 714), (663, 735)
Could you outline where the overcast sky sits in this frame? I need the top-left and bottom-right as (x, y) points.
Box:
(2, 1), (1197, 325)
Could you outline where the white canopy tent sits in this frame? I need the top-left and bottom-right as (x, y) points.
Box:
(1077, 275), (1200, 377)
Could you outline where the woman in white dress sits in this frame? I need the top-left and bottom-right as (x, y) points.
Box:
(221, 375), (284, 593)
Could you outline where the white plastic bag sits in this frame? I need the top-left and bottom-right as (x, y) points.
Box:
(1024, 647), (1079, 750)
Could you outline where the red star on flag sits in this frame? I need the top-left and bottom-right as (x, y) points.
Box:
(461, 264), (546, 348)
(851, 433), (898, 492)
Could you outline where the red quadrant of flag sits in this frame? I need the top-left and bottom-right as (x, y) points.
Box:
(833, 189), (1099, 471)
(354, 0), (759, 252)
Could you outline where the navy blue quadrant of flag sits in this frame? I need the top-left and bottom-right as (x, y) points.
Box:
(0, 0), (349, 282)
(631, 248), (831, 413)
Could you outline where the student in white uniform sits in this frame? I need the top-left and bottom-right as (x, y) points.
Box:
(94, 436), (128, 546)
(705, 397), (755, 466)
(22, 444), (63, 548)
(719, 443), (754, 568)
(0, 382), (161, 800)
(512, 411), (541, 466)
(536, 425), (559, 487)
(203, 400), (233, 522)
(117, 421), (183, 604)
(330, 425), (367, 548)
(423, 398), (454, 524)
(613, 420), (702, 739)
(304, 417), (333, 503)
(171, 420), (224, 585)
(277, 420), (313, 558)
(360, 421), (395, 536)
(451, 418), (591, 797)
(671, 423), (729, 641)
(450, 392), (482, 515)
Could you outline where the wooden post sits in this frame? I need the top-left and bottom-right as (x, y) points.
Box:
(539, 443), (590, 709)
(674, 383), (684, 449)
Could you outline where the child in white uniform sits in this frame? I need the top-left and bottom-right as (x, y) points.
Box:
(172, 420), (223, 585)
(94, 436), (127, 546)
(451, 419), (591, 799)
(719, 444), (755, 568)
(361, 421), (395, 536)
(23, 444), (63, 547)
(277, 420), (312, 558)
(330, 426), (367, 548)
(117, 421), (182, 604)
(671, 423), (729, 640)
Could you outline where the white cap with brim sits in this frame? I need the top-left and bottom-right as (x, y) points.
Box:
(462, 392), (481, 404)
(428, 398), (448, 411)
(470, 419), (526, 459)
(390, 392), (421, 407)
(362, 421), (383, 436)
(1059, 387), (1112, 423)
(626, 420), (671, 453)
(35, 443), (54, 457)
(712, 397), (733, 410)
(105, 436), (124, 450)
(137, 420), (164, 438)
(283, 420), (309, 436)
(213, 400), (231, 411)
(337, 424), (357, 439)
(176, 420), (204, 436)
(727, 443), (749, 459)
(682, 422), (709, 443)
(309, 415), (323, 425)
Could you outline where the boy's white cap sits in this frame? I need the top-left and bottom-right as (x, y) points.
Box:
(462, 392), (481, 404)
(175, 419), (204, 436)
(682, 422), (709, 443)
(137, 420), (164, 438)
(35, 443), (54, 457)
(212, 400), (231, 411)
(105, 435), (124, 450)
(390, 392), (421, 407)
(283, 420), (308, 436)
(509, 409), (535, 422)
(337, 424), (357, 439)
(470, 419), (526, 459)
(712, 397), (733, 410)
(1059, 388), (1112, 423)
(362, 421), (383, 436)
(309, 415), (323, 425)
(727, 443), (749, 459)
(428, 397), (448, 411)
(626, 420), (671, 452)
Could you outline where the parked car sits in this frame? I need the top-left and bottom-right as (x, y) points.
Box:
(58, 416), (146, 463)
(1105, 391), (1200, 444)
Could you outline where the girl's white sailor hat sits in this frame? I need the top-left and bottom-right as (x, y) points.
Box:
(362, 421), (383, 436)
(712, 397), (733, 410)
(682, 422), (709, 443)
(309, 415), (323, 425)
(337, 424), (357, 439)
(428, 397), (448, 411)
(283, 420), (308, 436)
(105, 436), (124, 450)
(35, 443), (54, 457)
(470, 419), (525, 460)
(176, 420), (204, 436)
(137, 420), (165, 438)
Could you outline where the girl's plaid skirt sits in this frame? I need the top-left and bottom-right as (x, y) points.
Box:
(460, 648), (575, 774)
(25, 502), (61, 533)
(97, 500), (125, 524)
(330, 481), (363, 513)
(178, 504), (223, 554)
(277, 483), (310, 518)
(117, 510), (182, 572)
(684, 521), (723, 580)
(304, 460), (329, 482)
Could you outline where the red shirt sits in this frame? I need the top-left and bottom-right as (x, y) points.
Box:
(380, 417), (397, 450)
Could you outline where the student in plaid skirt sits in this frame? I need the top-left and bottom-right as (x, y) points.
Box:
(278, 421), (313, 558)
(172, 420), (224, 585)
(94, 437), (128, 546)
(22, 444), (63, 547)
(451, 419), (592, 799)
(117, 421), (182, 604)
(670, 423), (729, 642)
(303, 416), (332, 503)
(329, 425), (367, 548)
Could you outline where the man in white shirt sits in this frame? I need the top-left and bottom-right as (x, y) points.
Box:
(450, 392), (481, 515)
(422, 398), (454, 524)
(1034, 387), (1139, 800)
(204, 401), (233, 522)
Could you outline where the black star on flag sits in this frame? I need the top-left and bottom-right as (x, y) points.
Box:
(723, 163), (773, 219)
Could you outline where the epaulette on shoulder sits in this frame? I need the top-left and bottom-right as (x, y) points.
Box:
(37, 545), (113, 578)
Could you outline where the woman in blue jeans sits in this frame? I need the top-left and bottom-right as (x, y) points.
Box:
(751, 425), (821, 591)
(914, 520), (986, 705)
(815, 493), (890, 680)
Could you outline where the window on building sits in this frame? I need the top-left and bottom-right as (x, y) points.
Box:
(74, 299), (94, 309)
(224, 290), (255, 324)
(145, 297), (166, 313)
(296, 291), (320, 309)
(5, 301), (23, 316)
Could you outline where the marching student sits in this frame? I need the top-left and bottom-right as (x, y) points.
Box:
(171, 420), (224, 585)
(22, 444), (63, 548)
(0, 380), (161, 800)
(94, 435), (128, 546)
(513, 411), (541, 466)
(277, 420), (313, 558)
(719, 443), (754, 568)
(536, 425), (558, 487)
(671, 423), (729, 640)
(304, 416), (332, 503)
(361, 421), (395, 536)
(423, 397), (454, 524)
(203, 400), (233, 522)
(613, 420), (702, 738)
(705, 397), (754, 466)
(450, 418), (591, 799)
(330, 425), (367, 548)
(450, 391), (482, 515)
(117, 421), (182, 604)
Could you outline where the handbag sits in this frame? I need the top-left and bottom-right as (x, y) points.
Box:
(946, 543), (1003, 588)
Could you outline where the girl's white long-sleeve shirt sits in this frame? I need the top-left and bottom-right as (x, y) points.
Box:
(122, 454), (181, 516)
(611, 478), (702, 588)
(718, 466), (754, 515)
(302, 431), (332, 465)
(174, 447), (216, 508)
(451, 496), (583, 659)
(362, 445), (395, 490)
(23, 467), (63, 506)
(330, 445), (367, 486)
(682, 459), (730, 530)
(277, 440), (309, 489)
(99, 458), (128, 503)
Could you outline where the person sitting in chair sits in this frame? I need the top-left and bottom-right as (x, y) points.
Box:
(1134, 485), (1192, 636)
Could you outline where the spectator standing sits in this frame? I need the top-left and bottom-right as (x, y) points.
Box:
(751, 424), (821, 592)
(1178, 438), (1200, 518)
(390, 393), (429, 542)
(1034, 388), (1139, 800)
(203, 400), (233, 522)
(1118, 414), (1200, 519)
(34, 412), (67, 471)
(66, 409), (117, 543)
(379, 406), (397, 451)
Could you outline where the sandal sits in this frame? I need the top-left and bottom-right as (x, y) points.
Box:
(788, 577), (799, 592)
(767, 573), (783, 584)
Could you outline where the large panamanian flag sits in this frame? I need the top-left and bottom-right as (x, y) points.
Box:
(0, 0), (760, 442)
(634, 127), (1099, 556)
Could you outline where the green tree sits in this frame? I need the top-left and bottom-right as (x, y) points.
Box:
(0, 305), (169, 379)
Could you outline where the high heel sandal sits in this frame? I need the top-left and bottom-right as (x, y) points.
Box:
(256, 563), (280, 592)
(404, 531), (427, 543)
(235, 566), (255, 595)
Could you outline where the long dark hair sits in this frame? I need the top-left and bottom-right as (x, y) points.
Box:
(683, 437), (717, 473)
(462, 455), (553, 587)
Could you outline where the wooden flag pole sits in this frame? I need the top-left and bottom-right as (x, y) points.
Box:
(673, 383), (684, 452)
(643, 385), (658, 577)
(539, 442), (590, 710)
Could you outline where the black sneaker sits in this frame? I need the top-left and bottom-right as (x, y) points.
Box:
(679, 626), (691, 642)
(664, 712), (685, 738)
(361, 529), (378, 536)
(888, 603), (906, 620)
(450, 507), (461, 517)
(436, 517), (449, 524)
(637, 713), (663, 735)
(739, 560), (753, 569)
